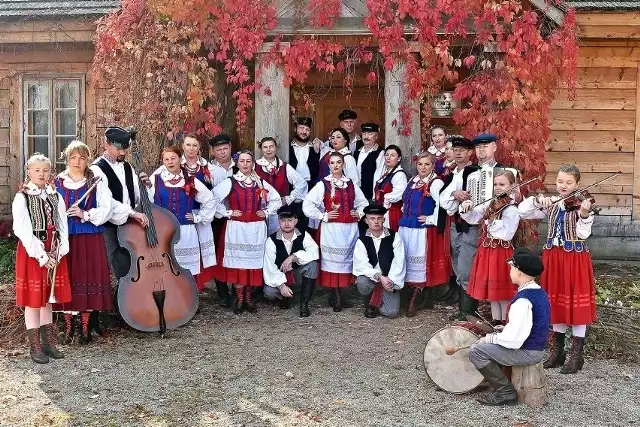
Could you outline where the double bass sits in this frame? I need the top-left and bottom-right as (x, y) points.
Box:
(116, 131), (199, 335)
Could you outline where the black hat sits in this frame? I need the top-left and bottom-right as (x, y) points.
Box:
(338, 109), (358, 121)
(361, 123), (380, 133)
(277, 205), (298, 219)
(105, 126), (132, 149)
(449, 136), (474, 149)
(507, 248), (544, 277)
(472, 133), (498, 145)
(363, 204), (387, 216)
(296, 117), (313, 127)
(209, 134), (232, 147)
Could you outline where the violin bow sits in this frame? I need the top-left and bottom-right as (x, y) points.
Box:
(547, 173), (620, 207)
(69, 176), (102, 209)
(469, 176), (541, 210)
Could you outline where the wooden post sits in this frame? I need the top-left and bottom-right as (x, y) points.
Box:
(511, 362), (549, 407)
(384, 60), (421, 173)
(632, 64), (640, 220)
(254, 43), (291, 161)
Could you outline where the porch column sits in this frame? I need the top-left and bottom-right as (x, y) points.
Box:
(255, 43), (290, 161)
(384, 60), (421, 173)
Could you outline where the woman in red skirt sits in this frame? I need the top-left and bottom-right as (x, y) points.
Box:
(519, 164), (595, 374)
(460, 169), (520, 324)
(54, 141), (113, 344)
(13, 153), (72, 363)
(212, 150), (282, 314)
(373, 145), (408, 232)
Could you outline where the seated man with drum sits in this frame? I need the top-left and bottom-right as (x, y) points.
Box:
(468, 247), (550, 406)
(353, 204), (406, 318)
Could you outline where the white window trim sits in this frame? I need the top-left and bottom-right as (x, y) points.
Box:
(19, 73), (86, 177)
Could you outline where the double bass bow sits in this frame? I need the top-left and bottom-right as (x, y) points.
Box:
(116, 130), (199, 336)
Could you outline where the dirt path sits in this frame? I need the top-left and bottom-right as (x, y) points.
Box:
(0, 298), (638, 427)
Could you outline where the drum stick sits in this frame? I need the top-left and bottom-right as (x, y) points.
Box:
(444, 344), (472, 356)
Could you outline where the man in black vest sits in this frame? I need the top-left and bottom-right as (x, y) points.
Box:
(353, 205), (406, 318)
(354, 122), (384, 202)
(289, 117), (321, 232)
(90, 126), (149, 281)
(338, 109), (363, 153)
(262, 206), (319, 317)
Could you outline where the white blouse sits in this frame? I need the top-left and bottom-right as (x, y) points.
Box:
(56, 171), (113, 226)
(263, 230), (320, 288)
(460, 201), (520, 241)
(372, 166), (408, 207)
(302, 176), (368, 223)
(321, 146), (361, 186)
(255, 157), (308, 204)
(517, 196), (594, 242)
(12, 183), (69, 267)
(213, 171), (282, 218)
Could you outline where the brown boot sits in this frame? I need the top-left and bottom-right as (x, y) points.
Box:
(561, 336), (585, 374)
(233, 285), (245, 315)
(26, 328), (49, 364)
(544, 331), (566, 368)
(244, 286), (257, 313)
(40, 323), (64, 359)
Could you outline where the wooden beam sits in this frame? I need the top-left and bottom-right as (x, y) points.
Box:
(551, 88), (636, 110)
(557, 67), (637, 89)
(546, 151), (633, 173)
(575, 12), (640, 27)
(633, 64), (640, 219)
(547, 130), (635, 153)
(549, 110), (636, 131)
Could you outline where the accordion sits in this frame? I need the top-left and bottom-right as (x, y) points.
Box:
(466, 166), (519, 206)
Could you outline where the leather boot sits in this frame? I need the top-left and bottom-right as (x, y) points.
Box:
(279, 296), (291, 310)
(27, 328), (49, 364)
(40, 323), (64, 359)
(233, 285), (245, 315)
(543, 332), (566, 369)
(406, 287), (420, 318)
(216, 281), (231, 308)
(448, 287), (463, 321)
(299, 278), (315, 318)
(63, 313), (75, 344)
(440, 275), (459, 304)
(460, 291), (478, 320)
(78, 312), (92, 344)
(561, 336), (585, 374)
(420, 287), (434, 310)
(243, 286), (257, 313)
(89, 311), (104, 337)
(363, 294), (378, 318)
(476, 361), (518, 406)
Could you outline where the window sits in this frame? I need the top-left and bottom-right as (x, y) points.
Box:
(23, 78), (82, 171)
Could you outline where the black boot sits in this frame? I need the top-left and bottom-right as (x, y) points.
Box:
(420, 288), (434, 310)
(476, 362), (518, 406)
(216, 281), (231, 308)
(561, 336), (585, 374)
(279, 296), (291, 310)
(78, 312), (92, 344)
(460, 291), (478, 320)
(543, 332), (566, 369)
(40, 323), (64, 359)
(364, 294), (378, 318)
(448, 287), (463, 321)
(440, 275), (459, 304)
(27, 328), (49, 364)
(63, 313), (75, 344)
(89, 311), (104, 337)
(232, 286), (244, 315)
(407, 287), (420, 318)
(299, 278), (315, 318)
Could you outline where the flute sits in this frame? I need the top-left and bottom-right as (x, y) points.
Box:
(67, 176), (102, 215)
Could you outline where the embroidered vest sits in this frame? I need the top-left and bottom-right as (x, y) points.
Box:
(153, 174), (197, 225)
(374, 168), (405, 209)
(359, 232), (395, 276)
(55, 177), (104, 235)
(270, 232), (305, 270)
(322, 180), (358, 223)
(23, 192), (60, 241)
(479, 205), (516, 249)
(354, 146), (383, 200)
(544, 205), (588, 252)
(510, 288), (550, 351)
(256, 160), (289, 197)
(227, 177), (265, 222)
(399, 179), (437, 229)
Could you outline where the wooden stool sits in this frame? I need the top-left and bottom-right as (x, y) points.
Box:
(511, 362), (549, 407)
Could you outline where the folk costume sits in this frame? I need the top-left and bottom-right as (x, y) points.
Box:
(290, 117), (321, 232)
(318, 145), (360, 186)
(353, 205), (406, 319)
(398, 172), (448, 316)
(213, 169), (281, 313)
(263, 206), (320, 317)
(13, 181), (71, 363)
(461, 196), (520, 322)
(372, 163), (408, 231)
(354, 123), (384, 201)
(255, 156), (307, 235)
(148, 168), (216, 287)
(339, 109), (364, 154)
(53, 170), (113, 344)
(303, 175), (368, 311)
(428, 144), (447, 176)
(518, 194), (595, 374)
(468, 248), (549, 406)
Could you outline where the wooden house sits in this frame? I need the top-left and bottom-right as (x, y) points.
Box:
(0, 0), (639, 258)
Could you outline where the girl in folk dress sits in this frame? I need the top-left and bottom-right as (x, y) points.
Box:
(398, 153), (448, 317)
(372, 145), (408, 232)
(429, 126), (448, 176)
(213, 150), (282, 314)
(460, 169), (521, 324)
(13, 154), (71, 364)
(54, 141), (113, 344)
(518, 164), (595, 375)
(303, 152), (368, 312)
(255, 137), (307, 235)
(148, 146), (216, 287)
(317, 128), (360, 186)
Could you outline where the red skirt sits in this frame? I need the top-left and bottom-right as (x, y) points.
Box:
(426, 227), (449, 287)
(53, 233), (112, 312)
(210, 220), (263, 287)
(212, 220), (228, 282)
(195, 264), (216, 291)
(541, 246), (596, 325)
(467, 245), (515, 301)
(15, 235), (72, 308)
(318, 271), (353, 289)
(387, 205), (402, 232)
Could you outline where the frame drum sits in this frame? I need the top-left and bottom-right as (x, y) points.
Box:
(423, 325), (484, 394)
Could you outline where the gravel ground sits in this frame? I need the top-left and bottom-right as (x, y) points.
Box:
(0, 291), (639, 427)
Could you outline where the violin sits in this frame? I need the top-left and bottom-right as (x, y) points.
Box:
(562, 190), (596, 213)
(484, 192), (514, 219)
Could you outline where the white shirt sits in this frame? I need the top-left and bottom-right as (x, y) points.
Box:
(486, 281), (540, 349)
(90, 156), (141, 225)
(12, 183), (69, 267)
(320, 146), (360, 186)
(213, 172), (282, 219)
(211, 159), (235, 180)
(460, 202), (520, 241)
(517, 196), (594, 243)
(255, 157), (308, 204)
(263, 229), (319, 288)
(302, 176), (368, 222)
(352, 229), (406, 290)
(439, 162), (474, 215)
(372, 166), (408, 208)
(291, 141), (314, 182)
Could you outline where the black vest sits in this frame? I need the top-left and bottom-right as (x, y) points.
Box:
(289, 143), (320, 184)
(95, 158), (136, 210)
(359, 232), (395, 276)
(270, 232), (306, 270)
(354, 146), (383, 200)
